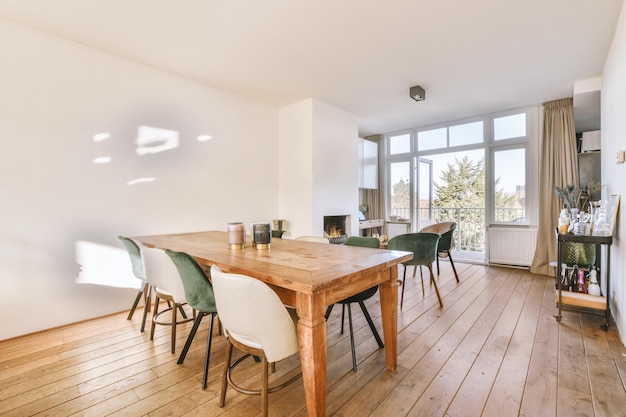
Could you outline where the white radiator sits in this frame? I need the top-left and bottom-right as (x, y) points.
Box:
(488, 228), (537, 267)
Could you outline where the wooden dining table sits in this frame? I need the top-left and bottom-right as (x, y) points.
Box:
(133, 231), (412, 417)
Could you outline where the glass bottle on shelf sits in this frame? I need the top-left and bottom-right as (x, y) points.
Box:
(592, 205), (610, 236)
(587, 267), (601, 296)
(577, 270), (587, 293)
(570, 265), (579, 292)
(570, 208), (579, 234)
(558, 209), (570, 234)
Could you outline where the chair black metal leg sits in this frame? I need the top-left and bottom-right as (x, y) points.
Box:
(341, 304), (346, 334)
(400, 266), (407, 308)
(448, 250), (460, 282)
(346, 304), (357, 371)
(178, 312), (206, 364)
(202, 313), (216, 390)
(324, 304), (334, 320)
(358, 301), (384, 348)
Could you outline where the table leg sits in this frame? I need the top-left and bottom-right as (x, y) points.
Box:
(296, 293), (327, 417)
(379, 267), (399, 371)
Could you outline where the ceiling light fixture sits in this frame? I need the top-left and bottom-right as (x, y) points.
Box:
(410, 85), (426, 102)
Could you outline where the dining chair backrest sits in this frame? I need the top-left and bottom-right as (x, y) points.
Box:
(420, 221), (456, 252)
(387, 232), (440, 267)
(210, 265), (299, 363)
(343, 236), (380, 248)
(142, 246), (187, 303)
(165, 250), (216, 314)
(118, 236), (146, 281)
(295, 236), (329, 244)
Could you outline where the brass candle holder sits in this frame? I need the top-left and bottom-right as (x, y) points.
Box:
(252, 222), (271, 250)
(227, 222), (246, 249)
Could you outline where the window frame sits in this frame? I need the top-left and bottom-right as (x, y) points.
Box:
(383, 107), (535, 229)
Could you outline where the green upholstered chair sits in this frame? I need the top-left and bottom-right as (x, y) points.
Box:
(210, 265), (301, 417)
(420, 221), (460, 282)
(165, 250), (218, 390)
(118, 236), (151, 332)
(324, 236), (384, 371)
(387, 232), (443, 308)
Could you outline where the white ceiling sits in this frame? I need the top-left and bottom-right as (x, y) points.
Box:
(0, 0), (621, 136)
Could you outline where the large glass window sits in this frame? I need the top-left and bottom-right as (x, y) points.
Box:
(449, 121), (483, 147)
(384, 108), (533, 263)
(389, 133), (410, 155)
(389, 161), (411, 220)
(417, 128), (446, 151)
(494, 113), (526, 140)
(493, 147), (526, 222)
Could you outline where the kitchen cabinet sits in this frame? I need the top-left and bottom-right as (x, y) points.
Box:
(358, 138), (378, 189)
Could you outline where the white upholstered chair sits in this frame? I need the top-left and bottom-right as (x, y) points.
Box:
(210, 265), (301, 417)
(142, 246), (194, 353)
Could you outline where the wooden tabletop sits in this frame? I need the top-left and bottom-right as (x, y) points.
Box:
(133, 230), (412, 302)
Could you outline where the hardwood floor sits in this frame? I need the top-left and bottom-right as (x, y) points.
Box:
(1, 263), (625, 416)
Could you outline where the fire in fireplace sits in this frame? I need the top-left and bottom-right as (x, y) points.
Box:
(323, 215), (350, 244)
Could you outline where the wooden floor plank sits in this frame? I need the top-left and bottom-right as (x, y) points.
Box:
(369, 267), (515, 416)
(518, 276), (560, 417)
(480, 271), (546, 416)
(1, 263), (625, 417)
(413, 268), (525, 417)
(581, 315), (626, 417)
(557, 312), (595, 416)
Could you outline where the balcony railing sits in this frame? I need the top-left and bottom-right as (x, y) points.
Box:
(389, 207), (525, 253)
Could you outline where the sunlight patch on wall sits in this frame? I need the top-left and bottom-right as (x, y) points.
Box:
(127, 177), (156, 186)
(197, 134), (213, 142)
(93, 132), (111, 142)
(93, 156), (111, 164)
(75, 240), (139, 289)
(136, 126), (179, 155)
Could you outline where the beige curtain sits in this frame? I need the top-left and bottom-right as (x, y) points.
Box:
(530, 98), (579, 276)
(360, 135), (386, 221)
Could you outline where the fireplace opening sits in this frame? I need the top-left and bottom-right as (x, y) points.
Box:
(323, 215), (350, 244)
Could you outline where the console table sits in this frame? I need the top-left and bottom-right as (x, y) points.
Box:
(359, 218), (384, 236)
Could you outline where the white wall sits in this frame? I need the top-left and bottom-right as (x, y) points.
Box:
(278, 100), (314, 239)
(0, 18), (279, 340)
(278, 99), (359, 239)
(311, 100), (360, 236)
(602, 2), (626, 341)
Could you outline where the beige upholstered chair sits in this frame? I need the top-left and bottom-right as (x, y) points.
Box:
(210, 265), (301, 417)
(420, 221), (460, 282)
(142, 246), (194, 353)
(295, 236), (329, 244)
